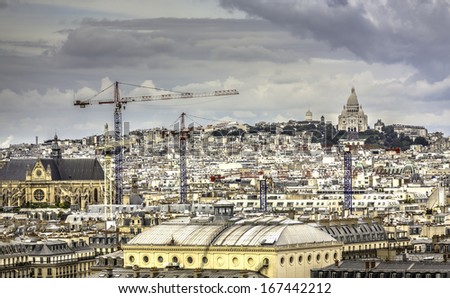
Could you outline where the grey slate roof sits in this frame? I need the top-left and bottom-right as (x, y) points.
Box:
(0, 158), (104, 181)
(318, 259), (450, 274)
(0, 243), (28, 256)
(25, 240), (74, 256)
(90, 268), (266, 278)
(316, 220), (386, 244)
(0, 159), (35, 180)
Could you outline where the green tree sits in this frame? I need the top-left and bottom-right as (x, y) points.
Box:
(413, 136), (429, 146)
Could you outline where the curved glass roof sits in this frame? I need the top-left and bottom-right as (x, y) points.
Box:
(128, 216), (338, 247)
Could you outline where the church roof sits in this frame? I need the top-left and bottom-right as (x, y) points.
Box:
(0, 159), (35, 180)
(347, 87), (359, 107)
(0, 158), (104, 181)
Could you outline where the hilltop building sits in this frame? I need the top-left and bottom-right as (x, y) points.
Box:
(0, 135), (104, 209)
(338, 87), (369, 132)
(305, 109), (313, 122)
(297, 110), (324, 126)
(374, 119), (385, 133)
(393, 124), (428, 141)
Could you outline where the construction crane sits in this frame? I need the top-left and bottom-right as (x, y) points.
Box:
(343, 146), (352, 215)
(259, 178), (267, 212)
(343, 130), (359, 216)
(179, 112), (188, 204)
(74, 81), (239, 205)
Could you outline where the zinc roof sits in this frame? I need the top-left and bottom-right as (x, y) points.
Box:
(128, 216), (338, 247)
(128, 223), (226, 246)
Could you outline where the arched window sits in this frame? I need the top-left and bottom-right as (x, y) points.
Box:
(94, 188), (98, 203)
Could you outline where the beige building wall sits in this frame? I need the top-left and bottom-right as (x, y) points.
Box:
(342, 240), (388, 255)
(1, 172), (102, 208)
(123, 243), (342, 278)
(273, 247), (341, 278)
(420, 225), (447, 238)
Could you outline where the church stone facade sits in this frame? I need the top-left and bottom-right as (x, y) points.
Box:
(338, 87), (368, 132)
(0, 136), (104, 209)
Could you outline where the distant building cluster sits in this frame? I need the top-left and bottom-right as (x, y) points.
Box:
(393, 124), (428, 141)
(0, 87), (450, 278)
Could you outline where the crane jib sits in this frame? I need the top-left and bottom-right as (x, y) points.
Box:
(74, 89), (238, 106)
(73, 81), (239, 205)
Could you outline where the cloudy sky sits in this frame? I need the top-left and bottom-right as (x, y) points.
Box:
(1, 0), (450, 147)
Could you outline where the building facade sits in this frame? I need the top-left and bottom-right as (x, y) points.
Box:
(0, 240), (96, 278)
(393, 124), (428, 141)
(0, 243), (31, 278)
(0, 135), (104, 209)
(121, 201), (343, 278)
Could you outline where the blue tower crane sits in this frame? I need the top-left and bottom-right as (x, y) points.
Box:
(343, 147), (352, 214)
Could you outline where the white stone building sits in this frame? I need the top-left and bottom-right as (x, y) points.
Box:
(338, 87), (369, 132)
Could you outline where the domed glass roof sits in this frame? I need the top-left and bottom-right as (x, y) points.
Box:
(127, 216), (338, 247)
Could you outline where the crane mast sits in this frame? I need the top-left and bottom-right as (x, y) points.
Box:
(343, 131), (358, 216)
(75, 81), (238, 205)
(343, 147), (352, 215)
(113, 82), (123, 205)
(179, 112), (187, 204)
(101, 123), (114, 217)
(259, 179), (267, 212)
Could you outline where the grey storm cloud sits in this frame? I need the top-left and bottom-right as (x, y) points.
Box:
(0, 0), (9, 9)
(57, 25), (177, 67)
(3, 0), (450, 145)
(219, 0), (450, 82)
(53, 18), (303, 68)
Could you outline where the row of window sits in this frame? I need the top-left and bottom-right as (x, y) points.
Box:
(90, 237), (117, 244)
(32, 255), (76, 264)
(0, 255), (27, 266)
(36, 263), (91, 277)
(317, 271), (446, 278)
(235, 201), (398, 209)
(343, 243), (385, 251)
(280, 252), (338, 266)
(129, 228), (142, 234)
(0, 254), (94, 267)
(0, 269), (30, 278)
(128, 254), (269, 268)
(333, 234), (386, 243)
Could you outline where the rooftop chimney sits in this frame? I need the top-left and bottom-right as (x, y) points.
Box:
(334, 259), (340, 267)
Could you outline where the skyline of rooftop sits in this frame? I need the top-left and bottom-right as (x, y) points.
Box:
(1, 1), (450, 147)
